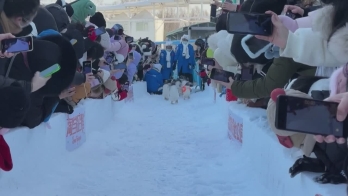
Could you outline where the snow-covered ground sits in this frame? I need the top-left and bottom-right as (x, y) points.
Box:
(0, 85), (270, 196)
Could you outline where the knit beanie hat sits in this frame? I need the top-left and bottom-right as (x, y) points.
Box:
(89, 12), (106, 27)
(45, 4), (70, 32)
(267, 88), (316, 156)
(0, 82), (30, 128)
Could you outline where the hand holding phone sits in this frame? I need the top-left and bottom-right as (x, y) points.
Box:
(83, 61), (92, 74)
(275, 95), (348, 137)
(85, 72), (95, 83)
(31, 71), (51, 92)
(209, 68), (235, 83)
(285, 11), (302, 19)
(1, 36), (33, 53)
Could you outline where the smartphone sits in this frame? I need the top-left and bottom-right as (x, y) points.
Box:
(210, 4), (217, 18)
(240, 67), (254, 81)
(285, 11), (302, 19)
(275, 95), (348, 137)
(226, 12), (273, 36)
(113, 63), (127, 70)
(241, 34), (272, 59)
(94, 27), (106, 36)
(1, 36), (33, 53)
(125, 36), (134, 43)
(105, 55), (114, 64)
(209, 68), (235, 83)
(40, 63), (61, 78)
(83, 61), (92, 74)
(129, 52), (134, 59)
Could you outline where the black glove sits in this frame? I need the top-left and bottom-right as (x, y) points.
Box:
(289, 155), (325, 178)
(172, 62), (176, 70)
(311, 142), (348, 184)
(314, 172), (347, 184)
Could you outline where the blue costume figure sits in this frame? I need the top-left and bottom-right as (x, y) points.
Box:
(159, 42), (175, 82)
(174, 35), (195, 82)
(144, 64), (164, 95)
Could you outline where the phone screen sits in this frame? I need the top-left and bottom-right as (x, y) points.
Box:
(245, 36), (271, 54)
(240, 67), (253, 81)
(94, 27), (106, 36)
(113, 63), (127, 70)
(227, 12), (273, 36)
(276, 95), (347, 137)
(210, 4), (217, 18)
(105, 53), (114, 64)
(2, 36), (33, 53)
(129, 52), (134, 59)
(83, 61), (92, 74)
(209, 68), (235, 83)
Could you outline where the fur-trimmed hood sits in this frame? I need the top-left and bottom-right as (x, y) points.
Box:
(214, 34), (238, 72)
(207, 30), (228, 51)
(311, 5), (348, 64)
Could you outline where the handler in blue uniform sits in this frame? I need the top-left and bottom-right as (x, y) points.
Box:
(174, 35), (195, 82)
(159, 42), (175, 83)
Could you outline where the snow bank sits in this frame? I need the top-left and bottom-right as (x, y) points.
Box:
(0, 82), (147, 181)
(0, 81), (346, 195)
(228, 102), (346, 196)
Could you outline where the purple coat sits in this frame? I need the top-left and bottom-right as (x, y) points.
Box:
(127, 50), (141, 83)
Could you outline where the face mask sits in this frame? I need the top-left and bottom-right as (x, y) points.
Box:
(166, 49), (172, 52)
(182, 41), (188, 45)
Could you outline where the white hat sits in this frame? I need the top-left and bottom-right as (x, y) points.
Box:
(153, 63), (162, 71)
(98, 69), (111, 83)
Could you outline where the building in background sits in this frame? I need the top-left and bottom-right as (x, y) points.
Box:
(104, 10), (164, 41)
(40, 0), (212, 41)
(166, 22), (215, 41)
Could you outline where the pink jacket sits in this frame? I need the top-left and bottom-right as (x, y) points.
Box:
(279, 9), (320, 33)
(106, 36), (129, 58)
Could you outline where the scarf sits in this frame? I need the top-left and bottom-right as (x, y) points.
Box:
(166, 51), (171, 68)
(182, 43), (190, 59)
(0, 12), (22, 34)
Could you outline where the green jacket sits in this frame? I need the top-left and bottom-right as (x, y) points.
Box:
(231, 57), (316, 99)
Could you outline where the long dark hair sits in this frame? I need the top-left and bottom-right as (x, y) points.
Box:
(326, 0), (348, 41)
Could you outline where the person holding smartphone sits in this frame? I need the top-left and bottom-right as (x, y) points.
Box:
(0, 0), (51, 95)
(126, 51), (141, 84)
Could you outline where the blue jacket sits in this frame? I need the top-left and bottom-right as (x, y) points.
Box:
(159, 50), (175, 80)
(145, 68), (163, 93)
(175, 44), (195, 74)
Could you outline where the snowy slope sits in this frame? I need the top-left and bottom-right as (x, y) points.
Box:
(0, 83), (270, 196)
